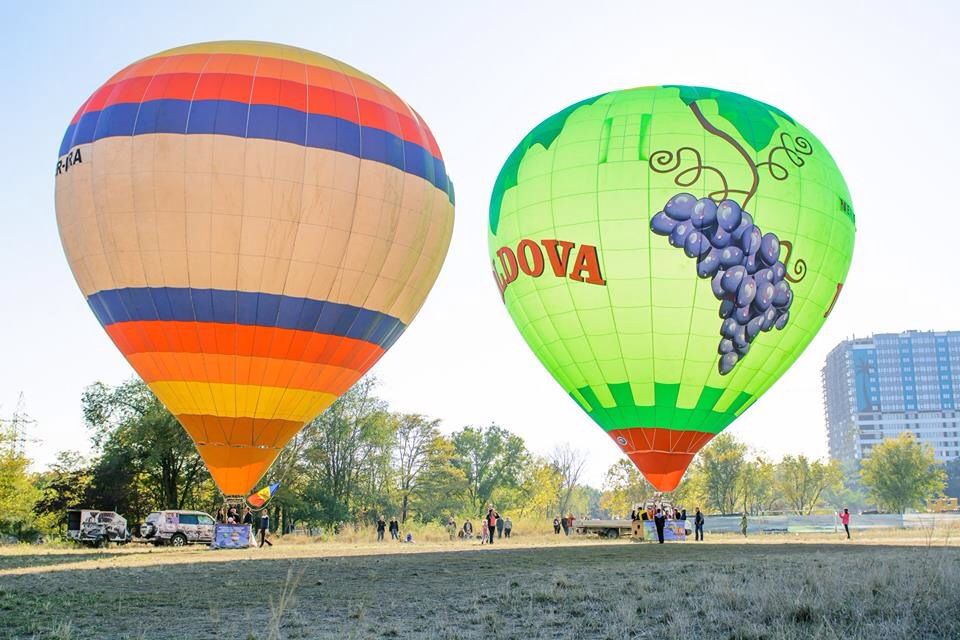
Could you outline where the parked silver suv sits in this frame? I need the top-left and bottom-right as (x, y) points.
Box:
(138, 510), (215, 547)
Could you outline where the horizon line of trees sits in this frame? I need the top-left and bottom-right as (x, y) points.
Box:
(1, 377), (957, 540)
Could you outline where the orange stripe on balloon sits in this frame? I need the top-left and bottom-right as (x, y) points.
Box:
(128, 351), (362, 396)
(177, 413), (304, 449)
(105, 321), (386, 370)
(191, 442), (285, 497)
(607, 428), (715, 492)
(178, 414), (305, 494)
(85, 53), (412, 125)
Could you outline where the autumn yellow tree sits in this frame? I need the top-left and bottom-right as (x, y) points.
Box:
(599, 459), (653, 518)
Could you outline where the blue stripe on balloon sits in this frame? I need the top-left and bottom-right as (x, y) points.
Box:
(58, 98), (452, 202)
(86, 287), (407, 349)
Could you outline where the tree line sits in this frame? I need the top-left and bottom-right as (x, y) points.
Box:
(599, 432), (949, 517)
(0, 378), (955, 541)
(11, 378), (598, 538)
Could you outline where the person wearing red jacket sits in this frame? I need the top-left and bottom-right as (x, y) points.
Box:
(486, 508), (497, 544)
(839, 508), (851, 539)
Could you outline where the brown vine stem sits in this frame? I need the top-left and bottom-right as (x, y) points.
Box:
(688, 102), (759, 210)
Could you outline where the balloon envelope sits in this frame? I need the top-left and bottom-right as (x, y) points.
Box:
(56, 41), (454, 496)
(488, 86), (853, 490)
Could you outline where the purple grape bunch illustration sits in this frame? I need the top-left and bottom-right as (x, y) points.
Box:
(650, 195), (794, 375)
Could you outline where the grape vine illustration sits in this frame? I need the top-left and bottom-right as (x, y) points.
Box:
(649, 96), (808, 375)
(651, 196), (793, 374)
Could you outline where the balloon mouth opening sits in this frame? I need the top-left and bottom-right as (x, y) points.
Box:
(628, 451), (695, 492)
(608, 428), (714, 492)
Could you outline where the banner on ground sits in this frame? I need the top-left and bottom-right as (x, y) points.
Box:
(642, 520), (688, 541)
(210, 523), (253, 549)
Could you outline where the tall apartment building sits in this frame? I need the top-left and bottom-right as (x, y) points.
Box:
(822, 331), (960, 463)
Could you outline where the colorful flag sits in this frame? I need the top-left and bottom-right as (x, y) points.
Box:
(247, 483), (280, 509)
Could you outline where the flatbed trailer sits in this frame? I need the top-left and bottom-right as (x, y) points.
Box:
(573, 518), (642, 539)
(573, 498), (681, 540)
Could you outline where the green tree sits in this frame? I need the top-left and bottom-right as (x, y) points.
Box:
(700, 434), (747, 514)
(598, 459), (653, 518)
(410, 435), (470, 522)
(823, 458), (869, 513)
(393, 414), (439, 523)
(0, 422), (38, 538)
(572, 484), (601, 518)
(860, 433), (946, 514)
(777, 456), (842, 515)
(489, 457), (560, 518)
(82, 379), (209, 516)
(450, 424), (529, 513)
(299, 377), (396, 525)
(738, 457), (779, 515)
(33, 451), (91, 532)
(671, 461), (709, 512)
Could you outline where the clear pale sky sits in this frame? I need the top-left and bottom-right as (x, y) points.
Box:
(2, 2), (957, 486)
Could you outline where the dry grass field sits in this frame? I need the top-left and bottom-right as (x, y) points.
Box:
(0, 528), (958, 640)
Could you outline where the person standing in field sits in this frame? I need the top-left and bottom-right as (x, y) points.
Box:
(463, 519), (473, 538)
(496, 513), (505, 539)
(446, 517), (457, 540)
(504, 516), (512, 538)
(566, 513), (575, 536)
(480, 519), (489, 545)
(389, 517), (400, 541)
(740, 513), (748, 537)
(839, 508), (851, 539)
(560, 515), (569, 536)
(258, 510), (272, 548)
(654, 508), (666, 544)
(486, 508), (497, 544)
(553, 517), (561, 535)
(376, 515), (386, 542)
(694, 507), (705, 541)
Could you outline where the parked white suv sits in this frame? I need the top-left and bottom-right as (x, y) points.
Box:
(66, 509), (129, 546)
(138, 510), (215, 547)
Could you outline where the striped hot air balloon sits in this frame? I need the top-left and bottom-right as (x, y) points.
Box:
(55, 41), (454, 497)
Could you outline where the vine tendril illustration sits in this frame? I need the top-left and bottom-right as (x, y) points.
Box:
(755, 132), (813, 181)
(780, 240), (807, 283)
(648, 147), (750, 203)
(647, 99), (810, 284)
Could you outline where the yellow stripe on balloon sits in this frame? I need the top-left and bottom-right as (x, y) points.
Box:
(144, 41), (386, 89)
(148, 381), (337, 423)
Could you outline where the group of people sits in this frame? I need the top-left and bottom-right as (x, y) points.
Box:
(453, 509), (513, 543)
(629, 505), (853, 542)
(631, 505), (700, 544)
(215, 505), (273, 547)
(552, 514), (576, 535)
(375, 516), (414, 543)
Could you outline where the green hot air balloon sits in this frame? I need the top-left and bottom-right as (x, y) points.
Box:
(488, 86), (854, 491)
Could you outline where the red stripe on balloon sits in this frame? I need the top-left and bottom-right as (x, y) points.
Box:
(70, 72), (440, 158)
(105, 321), (385, 370)
(607, 427), (715, 491)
